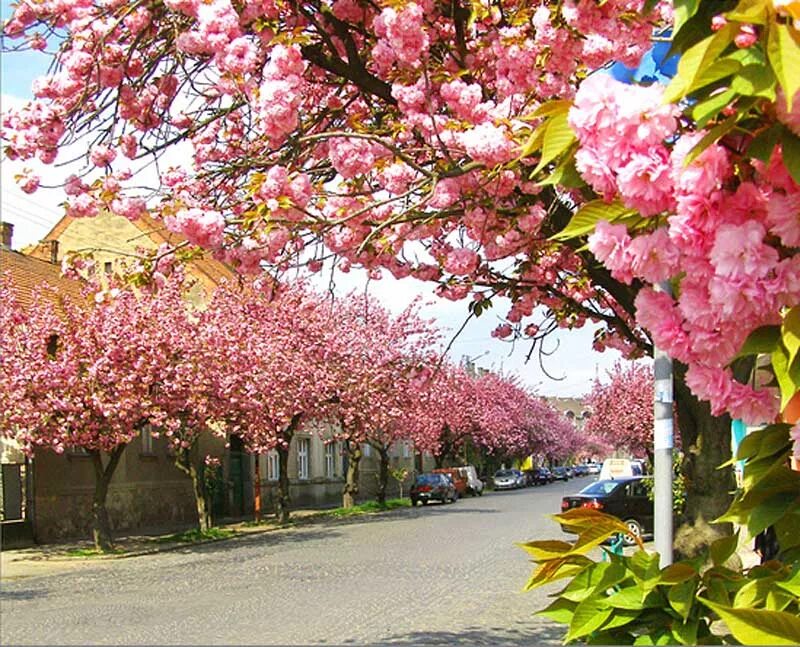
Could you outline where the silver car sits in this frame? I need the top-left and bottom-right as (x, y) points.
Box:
(493, 468), (523, 490)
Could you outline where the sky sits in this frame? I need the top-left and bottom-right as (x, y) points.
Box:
(0, 5), (633, 398)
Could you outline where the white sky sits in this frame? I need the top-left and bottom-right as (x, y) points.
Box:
(0, 31), (630, 399)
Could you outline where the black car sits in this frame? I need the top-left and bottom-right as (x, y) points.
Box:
(526, 467), (552, 485)
(552, 466), (570, 481)
(560, 476), (653, 545)
(410, 473), (458, 506)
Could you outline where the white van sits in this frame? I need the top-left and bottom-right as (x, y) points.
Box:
(599, 458), (642, 481)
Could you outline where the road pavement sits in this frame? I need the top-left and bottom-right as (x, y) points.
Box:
(0, 477), (594, 645)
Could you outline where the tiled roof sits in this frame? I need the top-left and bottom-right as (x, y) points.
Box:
(0, 249), (85, 311)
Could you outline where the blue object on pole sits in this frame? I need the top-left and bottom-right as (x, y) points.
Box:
(608, 32), (678, 85)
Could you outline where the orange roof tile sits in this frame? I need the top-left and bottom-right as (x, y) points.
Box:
(0, 249), (85, 312)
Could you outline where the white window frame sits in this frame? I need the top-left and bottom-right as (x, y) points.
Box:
(267, 449), (279, 481)
(325, 443), (335, 478)
(362, 443), (371, 458)
(140, 424), (155, 455)
(297, 438), (310, 480)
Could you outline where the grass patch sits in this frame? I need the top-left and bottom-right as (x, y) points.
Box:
(155, 527), (236, 544)
(64, 547), (125, 558)
(327, 498), (411, 517)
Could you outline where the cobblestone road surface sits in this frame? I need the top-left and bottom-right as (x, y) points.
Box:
(0, 478), (592, 645)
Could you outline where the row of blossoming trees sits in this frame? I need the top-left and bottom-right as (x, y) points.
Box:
(4, 0), (800, 638)
(7, 0), (797, 554)
(0, 265), (579, 551)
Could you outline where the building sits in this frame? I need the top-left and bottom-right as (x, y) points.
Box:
(2, 213), (430, 544)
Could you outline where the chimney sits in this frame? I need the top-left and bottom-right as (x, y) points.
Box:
(1, 222), (13, 249)
(48, 240), (59, 264)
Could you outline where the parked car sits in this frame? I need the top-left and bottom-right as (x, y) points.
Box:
(432, 468), (469, 497)
(493, 469), (524, 490)
(459, 465), (484, 496)
(552, 466), (570, 481)
(410, 473), (458, 506)
(586, 463), (601, 475)
(560, 476), (653, 545)
(525, 467), (552, 485)
(572, 464), (588, 477)
(565, 467), (575, 479)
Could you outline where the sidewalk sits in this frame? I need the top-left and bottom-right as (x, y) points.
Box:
(0, 507), (337, 581)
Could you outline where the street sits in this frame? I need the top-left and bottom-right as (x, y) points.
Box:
(0, 478), (593, 645)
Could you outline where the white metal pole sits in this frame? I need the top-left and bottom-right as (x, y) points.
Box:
(653, 281), (674, 567)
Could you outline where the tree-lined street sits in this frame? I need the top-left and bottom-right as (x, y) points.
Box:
(0, 481), (586, 646)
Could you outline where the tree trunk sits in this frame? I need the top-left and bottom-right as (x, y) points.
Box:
(174, 447), (211, 532)
(343, 439), (362, 508)
(89, 445), (126, 552)
(433, 452), (445, 469)
(276, 444), (291, 524)
(376, 445), (390, 505)
(673, 363), (735, 559)
(275, 413), (303, 524)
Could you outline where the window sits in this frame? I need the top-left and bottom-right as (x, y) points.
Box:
(104, 261), (113, 274)
(403, 442), (410, 458)
(140, 424), (155, 455)
(297, 438), (310, 480)
(362, 443), (371, 458)
(325, 443), (335, 478)
(267, 449), (279, 481)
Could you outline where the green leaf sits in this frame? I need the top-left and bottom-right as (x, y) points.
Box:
(781, 130), (800, 186)
(725, 0), (770, 24)
(684, 114), (739, 166)
(664, 25), (736, 104)
(766, 590), (796, 612)
(668, 577), (698, 621)
(660, 562), (697, 585)
(710, 532), (740, 567)
(606, 585), (649, 610)
(600, 608), (641, 631)
(699, 598), (800, 645)
(735, 325), (781, 359)
(782, 306), (800, 368)
(691, 88), (736, 127)
(551, 200), (636, 241)
(775, 564), (800, 597)
(671, 617), (699, 646)
(731, 64), (776, 99)
(533, 99), (573, 118)
(768, 22), (800, 111)
(629, 550), (662, 593)
(562, 562), (615, 602)
(538, 153), (584, 189)
(537, 596), (577, 624)
(673, 0), (701, 36)
(772, 342), (800, 410)
(532, 110), (576, 175)
(566, 597), (613, 642)
(687, 58), (741, 94)
(747, 123), (782, 162)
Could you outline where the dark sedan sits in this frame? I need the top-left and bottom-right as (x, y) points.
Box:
(410, 473), (458, 506)
(552, 466), (570, 481)
(560, 476), (653, 545)
(526, 467), (553, 485)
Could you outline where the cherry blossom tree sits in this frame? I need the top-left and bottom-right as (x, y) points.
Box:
(202, 279), (338, 524)
(5, 0), (800, 553)
(324, 295), (439, 507)
(583, 362), (655, 461)
(0, 272), (187, 551)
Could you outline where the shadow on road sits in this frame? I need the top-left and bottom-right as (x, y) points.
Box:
(374, 622), (563, 645)
(0, 588), (48, 601)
